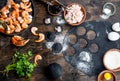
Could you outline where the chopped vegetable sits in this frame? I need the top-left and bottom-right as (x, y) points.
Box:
(3, 51), (36, 81)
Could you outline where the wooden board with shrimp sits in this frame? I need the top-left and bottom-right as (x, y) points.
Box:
(0, 0), (34, 35)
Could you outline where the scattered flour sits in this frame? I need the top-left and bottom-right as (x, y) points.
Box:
(45, 42), (54, 49)
(78, 51), (92, 62)
(76, 62), (93, 74)
(73, 51), (94, 74)
(45, 34), (68, 54)
(104, 50), (120, 69)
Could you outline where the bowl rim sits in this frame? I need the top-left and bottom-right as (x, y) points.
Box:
(98, 70), (117, 81)
(64, 3), (86, 26)
(47, 2), (62, 16)
(103, 48), (120, 72)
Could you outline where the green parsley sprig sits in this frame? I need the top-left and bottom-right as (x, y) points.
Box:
(3, 51), (36, 81)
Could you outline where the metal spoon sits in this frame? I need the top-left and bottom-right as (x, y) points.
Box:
(40, 0), (54, 6)
(54, 0), (67, 9)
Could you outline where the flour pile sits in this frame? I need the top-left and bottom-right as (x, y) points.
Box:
(104, 50), (120, 70)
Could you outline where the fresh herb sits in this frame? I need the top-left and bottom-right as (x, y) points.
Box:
(3, 51), (36, 81)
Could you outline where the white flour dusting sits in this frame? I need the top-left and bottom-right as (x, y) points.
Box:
(45, 33), (68, 54)
(78, 51), (92, 62)
(76, 62), (92, 73)
(45, 42), (54, 49)
(74, 51), (94, 74)
(54, 34), (64, 44)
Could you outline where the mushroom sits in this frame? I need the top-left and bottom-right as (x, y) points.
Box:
(55, 25), (63, 33)
(35, 33), (45, 42)
(112, 22), (120, 32)
(11, 35), (30, 46)
(34, 54), (42, 65)
(108, 32), (120, 41)
(31, 27), (39, 36)
(44, 17), (52, 25)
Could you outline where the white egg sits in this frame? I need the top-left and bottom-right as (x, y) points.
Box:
(108, 32), (120, 41)
(112, 22), (120, 32)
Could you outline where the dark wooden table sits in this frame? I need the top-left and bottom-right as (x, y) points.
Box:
(0, 0), (120, 81)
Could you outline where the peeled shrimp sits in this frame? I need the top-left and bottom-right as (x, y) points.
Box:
(21, 22), (28, 29)
(5, 18), (15, 30)
(7, 0), (13, 8)
(11, 10), (19, 19)
(6, 25), (12, 34)
(0, 0), (33, 34)
(18, 17), (24, 23)
(0, 6), (8, 12)
(15, 24), (22, 32)
(25, 7), (32, 12)
(20, 2), (31, 9)
(31, 27), (39, 36)
(0, 27), (5, 33)
(34, 54), (42, 65)
(0, 18), (4, 21)
(23, 16), (32, 24)
(35, 33), (45, 42)
(7, 24), (15, 33)
(22, 0), (30, 3)
(22, 11), (29, 17)
(12, 35), (30, 46)
(0, 6), (9, 18)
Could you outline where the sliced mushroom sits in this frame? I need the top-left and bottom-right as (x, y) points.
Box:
(31, 27), (39, 36)
(35, 33), (45, 42)
(11, 35), (30, 46)
(34, 54), (42, 65)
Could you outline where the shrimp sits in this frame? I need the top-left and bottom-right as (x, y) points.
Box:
(11, 35), (30, 46)
(0, 6), (9, 18)
(7, 0), (17, 9)
(5, 25), (12, 34)
(22, 0), (30, 3)
(11, 20), (21, 32)
(6, 27), (15, 34)
(0, 6), (8, 12)
(25, 7), (32, 12)
(0, 18), (4, 21)
(0, 0), (32, 34)
(20, 2), (31, 9)
(7, 0), (13, 8)
(31, 27), (39, 36)
(11, 3), (19, 10)
(34, 54), (42, 65)
(5, 18), (12, 25)
(15, 24), (22, 32)
(35, 33), (45, 42)
(0, 27), (5, 33)
(18, 16), (24, 23)
(21, 22), (28, 29)
(23, 16), (32, 24)
(22, 11), (29, 18)
(11, 10), (19, 19)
